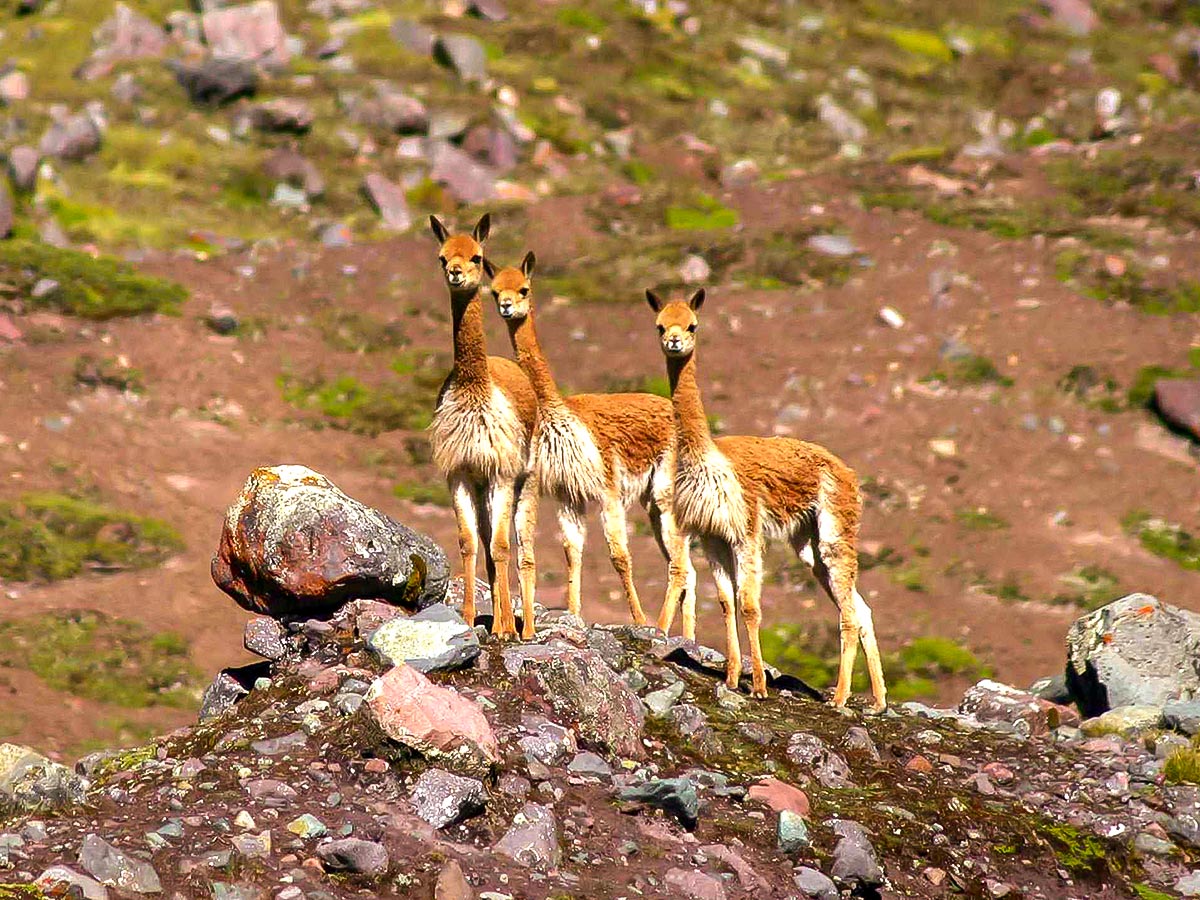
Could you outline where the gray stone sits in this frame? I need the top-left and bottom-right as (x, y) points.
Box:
(0, 743), (89, 813)
(1029, 673), (1072, 704)
(390, 19), (435, 56)
(409, 768), (485, 829)
(494, 802), (560, 869)
(1133, 832), (1176, 856)
(1166, 700), (1200, 736)
(199, 670), (250, 720)
(1067, 594), (1200, 718)
(567, 751), (611, 778)
(1155, 379), (1200, 442)
(362, 172), (413, 232)
(828, 819), (883, 889)
(34, 867), (109, 900)
(793, 866), (837, 900)
(7, 145), (38, 193)
(82, 3), (167, 79)
(250, 97), (313, 133)
(665, 867), (726, 900)
(202, 0), (289, 68)
(469, 0), (508, 21)
(786, 733), (853, 788)
(734, 35), (788, 68)
(778, 809), (810, 853)
(816, 94), (867, 143)
(1039, 0), (1098, 35)
(231, 832), (270, 858)
(368, 604), (477, 672)
(317, 838), (389, 875)
(1081, 705), (1162, 738)
(644, 680), (685, 717)
(169, 57), (258, 105)
(244, 617), (289, 660)
(435, 34), (487, 82)
(250, 731), (307, 756)
(518, 716), (577, 767)
(806, 233), (857, 257)
(843, 726), (880, 760)
(78, 834), (161, 893)
(429, 140), (498, 205)
(1177, 871), (1200, 897)
(264, 147), (324, 199)
(618, 776), (699, 829)
(39, 114), (101, 161)
(213, 465), (448, 617)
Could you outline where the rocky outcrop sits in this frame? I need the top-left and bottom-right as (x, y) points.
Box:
(1156, 379), (1200, 441)
(0, 743), (89, 813)
(212, 465), (447, 616)
(1066, 593), (1200, 717)
(202, 0), (289, 68)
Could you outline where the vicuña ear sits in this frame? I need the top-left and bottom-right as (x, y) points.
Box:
(645, 289), (663, 312)
(429, 215), (449, 244)
(473, 213), (491, 243)
(482, 257), (496, 279)
(521, 250), (536, 277)
(689, 288), (706, 311)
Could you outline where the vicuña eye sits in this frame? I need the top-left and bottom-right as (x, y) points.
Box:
(657, 325), (665, 335)
(519, 287), (529, 296)
(687, 324), (697, 333)
(438, 256), (447, 266)
(470, 254), (482, 264)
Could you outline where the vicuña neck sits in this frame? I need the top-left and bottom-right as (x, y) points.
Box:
(450, 288), (490, 387)
(667, 352), (714, 456)
(506, 310), (564, 411)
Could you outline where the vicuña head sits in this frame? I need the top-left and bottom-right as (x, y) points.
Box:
(485, 251), (536, 321)
(646, 288), (704, 358)
(429, 213), (491, 291)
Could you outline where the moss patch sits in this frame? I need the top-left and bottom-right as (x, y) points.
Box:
(393, 481), (452, 507)
(1164, 747), (1200, 785)
(1053, 565), (1121, 610)
(955, 507), (1009, 531)
(0, 240), (186, 319)
(0, 610), (200, 708)
(0, 492), (183, 582)
(73, 354), (145, 393)
(317, 310), (409, 354)
(923, 354), (1013, 388)
(1123, 511), (1200, 571)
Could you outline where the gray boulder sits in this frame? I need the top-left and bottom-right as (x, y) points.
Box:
(494, 802), (560, 869)
(618, 776), (699, 829)
(0, 743), (89, 813)
(828, 819), (883, 890)
(202, 0), (289, 68)
(7, 145), (38, 193)
(1066, 594), (1200, 718)
(78, 834), (161, 894)
(435, 34), (487, 82)
(212, 465), (447, 617)
(362, 172), (413, 231)
(316, 838), (389, 875)
(39, 114), (101, 161)
(1166, 700), (1200, 736)
(34, 867), (109, 900)
(367, 603), (478, 672)
(409, 768), (485, 829)
(169, 57), (257, 105)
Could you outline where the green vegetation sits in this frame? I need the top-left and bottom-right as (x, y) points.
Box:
(0, 492), (183, 582)
(975, 571), (1029, 603)
(73, 354), (144, 393)
(1123, 511), (1200, 571)
(1055, 251), (1200, 316)
(892, 562), (927, 592)
(1054, 565), (1121, 610)
(1058, 365), (1123, 412)
(0, 610), (200, 708)
(0, 240), (186, 319)
(1128, 364), (1192, 408)
(393, 481), (452, 507)
(279, 373), (435, 435)
(1164, 747), (1200, 785)
(1036, 821), (1111, 875)
(665, 194), (740, 231)
(955, 507), (1008, 531)
(604, 374), (672, 398)
(923, 354), (1013, 388)
(317, 310), (409, 354)
(760, 626), (990, 702)
(1132, 885), (1178, 900)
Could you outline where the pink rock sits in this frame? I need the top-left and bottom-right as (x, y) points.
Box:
(365, 663), (499, 774)
(665, 867), (726, 900)
(0, 71), (29, 103)
(0, 314), (21, 343)
(1039, 0), (1098, 34)
(958, 679), (1067, 736)
(747, 777), (810, 817)
(362, 173), (412, 231)
(1155, 379), (1200, 441)
(203, 0), (290, 69)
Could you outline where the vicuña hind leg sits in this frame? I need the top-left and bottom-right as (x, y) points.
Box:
(810, 531), (880, 709)
(514, 474), (539, 640)
(558, 501), (586, 618)
(487, 479), (518, 638)
(600, 490), (647, 625)
(650, 494), (695, 640)
(735, 535), (768, 699)
(449, 474), (479, 627)
(854, 587), (887, 712)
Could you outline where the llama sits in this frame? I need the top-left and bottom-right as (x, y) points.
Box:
(487, 252), (696, 635)
(646, 288), (886, 709)
(428, 213), (538, 638)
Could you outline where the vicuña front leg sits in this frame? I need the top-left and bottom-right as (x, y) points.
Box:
(487, 479), (518, 638)
(558, 502), (586, 618)
(601, 489), (647, 625)
(450, 474), (479, 627)
(706, 544), (741, 690)
(735, 537), (768, 699)
(514, 473), (539, 640)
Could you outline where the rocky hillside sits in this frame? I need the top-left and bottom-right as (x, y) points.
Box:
(3, 466), (1200, 899)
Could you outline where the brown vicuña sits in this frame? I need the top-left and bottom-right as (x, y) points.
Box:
(488, 252), (696, 634)
(427, 214), (538, 638)
(646, 288), (887, 709)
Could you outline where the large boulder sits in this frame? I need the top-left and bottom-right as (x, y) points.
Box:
(202, 0), (289, 68)
(958, 680), (1075, 736)
(212, 465), (447, 617)
(1155, 379), (1200, 442)
(0, 743), (89, 813)
(493, 802), (560, 869)
(362, 663), (499, 775)
(367, 604), (479, 673)
(1066, 594), (1200, 718)
(503, 644), (645, 759)
(169, 57), (257, 105)
(39, 114), (101, 161)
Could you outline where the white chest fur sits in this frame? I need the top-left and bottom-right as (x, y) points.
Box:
(532, 408), (607, 505)
(430, 383), (527, 481)
(674, 448), (748, 542)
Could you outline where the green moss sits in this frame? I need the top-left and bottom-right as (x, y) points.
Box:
(955, 507), (1008, 531)
(0, 610), (200, 708)
(924, 354), (1013, 388)
(1164, 747), (1200, 785)
(1054, 565), (1121, 610)
(886, 145), (949, 165)
(1123, 511), (1200, 571)
(82, 744), (157, 782)
(317, 310), (409, 354)
(1036, 821), (1112, 875)
(0, 492), (183, 582)
(976, 572), (1029, 603)
(73, 354), (145, 393)
(892, 563), (927, 592)
(1056, 251), (1200, 316)
(665, 194), (739, 231)
(604, 374), (672, 398)
(1057, 365), (1123, 412)
(885, 27), (954, 62)
(1133, 885), (1177, 900)
(393, 481), (452, 507)
(557, 6), (607, 32)
(0, 240), (186, 320)
(0, 887), (47, 900)
(1128, 364), (1191, 408)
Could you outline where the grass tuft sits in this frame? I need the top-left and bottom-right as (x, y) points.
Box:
(1123, 511), (1200, 571)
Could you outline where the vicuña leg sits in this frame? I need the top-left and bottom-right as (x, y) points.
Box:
(811, 529), (866, 708)
(487, 479), (517, 638)
(649, 477), (695, 639)
(600, 490), (647, 625)
(854, 587), (887, 712)
(450, 474), (479, 627)
(514, 473), (539, 640)
(704, 538), (741, 690)
(558, 501), (586, 617)
(735, 535), (768, 698)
